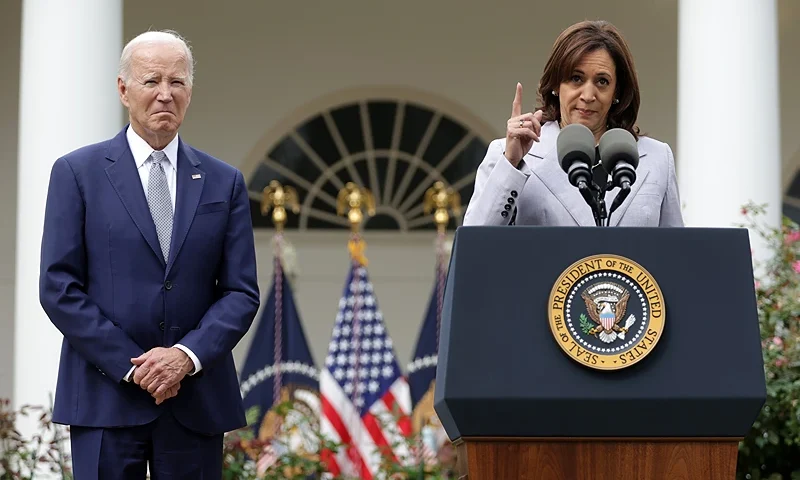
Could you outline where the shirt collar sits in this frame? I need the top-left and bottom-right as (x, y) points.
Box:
(126, 124), (179, 170)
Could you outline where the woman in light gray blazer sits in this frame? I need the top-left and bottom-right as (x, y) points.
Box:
(463, 20), (683, 228)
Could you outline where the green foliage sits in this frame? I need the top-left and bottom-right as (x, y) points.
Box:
(579, 313), (594, 335)
(0, 391), (457, 478)
(222, 402), (457, 479)
(737, 203), (800, 479)
(0, 396), (72, 480)
(371, 405), (457, 480)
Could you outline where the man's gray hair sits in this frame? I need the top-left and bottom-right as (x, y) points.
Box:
(118, 30), (194, 86)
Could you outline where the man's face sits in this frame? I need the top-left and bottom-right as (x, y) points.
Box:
(118, 42), (192, 141)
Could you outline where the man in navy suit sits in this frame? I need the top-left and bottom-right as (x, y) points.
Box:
(39, 29), (260, 479)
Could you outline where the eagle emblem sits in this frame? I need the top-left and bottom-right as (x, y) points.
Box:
(581, 282), (637, 344)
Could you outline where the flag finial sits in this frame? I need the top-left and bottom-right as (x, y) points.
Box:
(423, 181), (461, 233)
(261, 180), (300, 232)
(336, 182), (375, 234)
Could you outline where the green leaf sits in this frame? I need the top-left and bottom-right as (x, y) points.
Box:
(579, 314), (594, 335)
(244, 406), (261, 426)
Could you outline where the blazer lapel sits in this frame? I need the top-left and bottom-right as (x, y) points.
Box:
(166, 140), (204, 275)
(104, 129), (165, 266)
(526, 122), (595, 226)
(606, 151), (650, 226)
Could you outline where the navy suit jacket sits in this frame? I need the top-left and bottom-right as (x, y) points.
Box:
(39, 126), (260, 436)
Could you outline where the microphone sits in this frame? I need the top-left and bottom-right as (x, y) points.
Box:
(598, 128), (639, 222)
(557, 124), (605, 226)
(557, 124), (595, 189)
(599, 128), (639, 190)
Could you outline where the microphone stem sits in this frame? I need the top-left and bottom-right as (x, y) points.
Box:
(578, 181), (605, 227)
(597, 198), (607, 227)
(606, 182), (632, 225)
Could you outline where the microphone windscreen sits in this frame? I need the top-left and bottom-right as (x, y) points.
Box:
(598, 128), (639, 171)
(557, 124), (595, 173)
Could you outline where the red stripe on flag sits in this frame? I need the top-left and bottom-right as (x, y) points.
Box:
(321, 395), (352, 444)
(321, 395), (372, 479)
(319, 449), (341, 476)
(349, 447), (372, 480)
(362, 411), (397, 464)
(382, 391), (412, 436)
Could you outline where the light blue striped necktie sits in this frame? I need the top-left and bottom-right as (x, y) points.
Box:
(147, 151), (173, 262)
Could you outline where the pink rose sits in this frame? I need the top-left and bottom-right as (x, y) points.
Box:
(773, 336), (783, 346)
(775, 358), (787, 367)
(793, 260), (800, 274)
(786, 231), (800, 244)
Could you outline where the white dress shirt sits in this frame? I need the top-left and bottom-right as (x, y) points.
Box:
(123, 125), (202, 382)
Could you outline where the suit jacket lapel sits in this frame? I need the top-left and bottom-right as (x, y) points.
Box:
(104, 129), (166, 266)
(607, 152), (650, 226)
(166, 140), (204, 275)
(526, 122), (595, 226)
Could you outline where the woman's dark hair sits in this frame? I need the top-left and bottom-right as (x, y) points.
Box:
(536, 20), (642, 139)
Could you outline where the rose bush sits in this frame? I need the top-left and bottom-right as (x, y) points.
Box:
(736, 203), (800, 479)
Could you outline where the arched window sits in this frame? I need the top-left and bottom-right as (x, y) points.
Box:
(243, 88), (496, 231)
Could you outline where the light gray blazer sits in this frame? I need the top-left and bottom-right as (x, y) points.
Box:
(463, 121), (684, 227)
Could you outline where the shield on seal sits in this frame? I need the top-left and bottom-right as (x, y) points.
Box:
(600, 303), (615, 331)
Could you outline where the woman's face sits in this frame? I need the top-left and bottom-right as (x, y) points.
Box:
(557, 48), (617, 140)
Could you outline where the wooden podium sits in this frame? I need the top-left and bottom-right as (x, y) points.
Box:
(434, 227), (766, 480)
(452, 437), (738, 479)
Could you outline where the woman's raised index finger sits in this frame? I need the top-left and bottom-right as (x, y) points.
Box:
(512, 82), (523, 117)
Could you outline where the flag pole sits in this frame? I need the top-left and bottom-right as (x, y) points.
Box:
(406, 181), (461, 466)
(261, 180), (300, 408)
(423, 181), (461, 349)
(335, 182), (375, 384)
(336, 182), (375, 470)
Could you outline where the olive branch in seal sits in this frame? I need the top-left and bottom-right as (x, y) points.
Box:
(579, 313), (594, 335)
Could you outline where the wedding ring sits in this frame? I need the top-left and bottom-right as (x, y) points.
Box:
(519, 119), (524, 128)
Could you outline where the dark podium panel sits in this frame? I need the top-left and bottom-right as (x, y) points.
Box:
(433, 226), (766, 479)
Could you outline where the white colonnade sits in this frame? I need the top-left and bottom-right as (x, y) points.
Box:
(677, 0), (781, 264)
(14, 0), (123, 438)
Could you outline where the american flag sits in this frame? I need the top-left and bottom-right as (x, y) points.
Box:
(320, 262), (413, 479)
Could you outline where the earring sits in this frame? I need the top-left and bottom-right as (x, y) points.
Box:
(552, 90), (558, 96)
(613, 98), (620, 104)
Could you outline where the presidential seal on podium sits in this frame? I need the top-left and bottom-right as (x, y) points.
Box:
(547, 254), (665, 370)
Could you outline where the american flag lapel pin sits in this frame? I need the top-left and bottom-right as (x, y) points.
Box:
(192, 174), (201, 179)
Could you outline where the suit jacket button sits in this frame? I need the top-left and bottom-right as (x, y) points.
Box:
(159, 322), (165, 331)
(504, 204), (511, 211)
(501, 210), (508, 218)
(165, 280), (172, 290)
(507, 197), (515, 204)
(511, 190), (518, 198)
